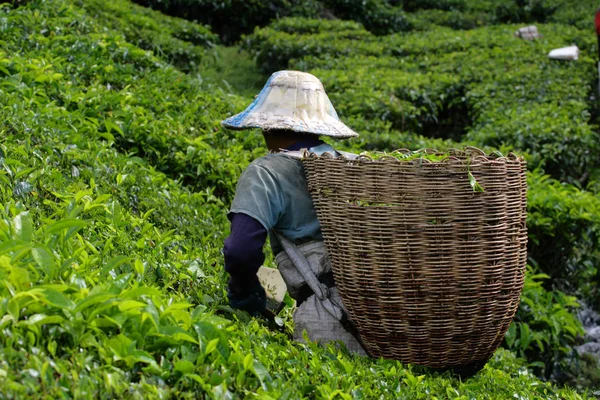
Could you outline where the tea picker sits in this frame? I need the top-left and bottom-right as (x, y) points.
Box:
(514, 25), (540, 40)
(221, 70), (366, 355)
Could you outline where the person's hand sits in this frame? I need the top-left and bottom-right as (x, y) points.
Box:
(227, 279), (267, 316)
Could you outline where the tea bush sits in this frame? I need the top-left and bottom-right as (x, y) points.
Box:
(506, 267), (585, 380)
(131, 0), (323, 43)
(76, 0), (217, 71)
(0, 0), (264, 202)
(129, 0), (600, 43)
(132, 0), (412, 42)
(527, 172), (600, 300)
(404, 0), (599, 31)
(321, 0), (412, 35)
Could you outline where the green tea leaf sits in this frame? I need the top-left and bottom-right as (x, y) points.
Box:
(45, 219), (87, 235)
(468, 171), (485, 193)
(74, 293), (116, 312)
(118, 300), (146, 311)
(204, 338), (219, 356)
(14, 212), (33, 242)
(31, 246), (56, 274)
(21, 314), (65, 326)
(37, 288), (75, 309)
(102, 255), (130, 275)
(175, 360), (195, 375)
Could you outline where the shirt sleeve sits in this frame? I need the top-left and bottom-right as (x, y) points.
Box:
(224, 162), (284, 296)
(223, 213), (267, 296)
(229, 163), (284, 232)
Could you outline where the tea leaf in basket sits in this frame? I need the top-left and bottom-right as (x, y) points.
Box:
(468, 171), (485, 192)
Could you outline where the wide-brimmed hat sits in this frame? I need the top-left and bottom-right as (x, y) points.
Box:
(221, 70), (358, 139)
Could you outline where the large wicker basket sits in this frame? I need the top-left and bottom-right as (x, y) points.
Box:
(302, 147), (527, 369)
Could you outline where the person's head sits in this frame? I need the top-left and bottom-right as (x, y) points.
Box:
(221, 70), (358, 147)
(261, 129), (318, 152)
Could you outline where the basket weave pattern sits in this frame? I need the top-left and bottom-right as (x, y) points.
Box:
(303, 148), (527, 368)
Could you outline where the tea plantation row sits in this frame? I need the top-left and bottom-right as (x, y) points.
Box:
(0, 0), (595, 397)
(133, 0), (600, 43)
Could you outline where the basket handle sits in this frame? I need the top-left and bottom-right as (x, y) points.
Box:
(464, 146), (487, 157)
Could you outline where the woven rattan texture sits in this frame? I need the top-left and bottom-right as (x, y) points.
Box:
(303, 149), (527, 368)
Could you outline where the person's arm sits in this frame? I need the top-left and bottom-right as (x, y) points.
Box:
(223, 212), (267, 302)
(224, 162), (282, 315)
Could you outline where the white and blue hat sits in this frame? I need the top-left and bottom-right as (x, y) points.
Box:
(222, 70), (358, 139)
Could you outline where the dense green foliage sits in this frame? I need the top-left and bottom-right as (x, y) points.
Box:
(132, 0), (413, 42)
(528, 173), (600, 298)
(0, 0), (597, 396)
(131, 0), (600, 44)
(77, 0), (217, 71)
(509, 268), (584, 381)
(404, 0), (599, 31)
(131, 0), (323, 43)
(321, 0), (411, 35)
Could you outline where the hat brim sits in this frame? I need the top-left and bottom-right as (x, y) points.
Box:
(222, 112), (359, 139)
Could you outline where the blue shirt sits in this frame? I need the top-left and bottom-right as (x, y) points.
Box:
(223, 140), (337, 294)
(230, 142), (337, 254)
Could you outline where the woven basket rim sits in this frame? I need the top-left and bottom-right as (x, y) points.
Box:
(305, 146), (525, 165)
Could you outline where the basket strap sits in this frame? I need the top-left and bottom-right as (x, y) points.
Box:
(272, 230), (345, 321)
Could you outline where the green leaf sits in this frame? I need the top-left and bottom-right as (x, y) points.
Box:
(252, 360), (273, 388)
(44, 219), (87, 236)
(130, 349), (158, 367)
(158, 326), (199, 345)
(243, 353), (253, 371)
(74, 293), (116, 313)
(36, 288), (75, 309)
(98, 131), (115, 142)
(8, 298), (19, 320)
(207, 337), (227, 358)
(34, 74), (49, 83)
(134, 259), (145, 275)
(175, 360), (195, 375)
(468, 171), (485, 192)
(528, 361), (545, 369)
(118, 300), (146, 312)
(21, 314), (64, 326)
(505, 323), (516, 348)
(93, 316), (122, 329)
(14, 167), (36, 180)
(31, 246), (56, 274)
(102, 255), (130, 275)
(519, 322), (532, 350)
(104, 120), (124, 136)
(14, 212), (33, 242)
